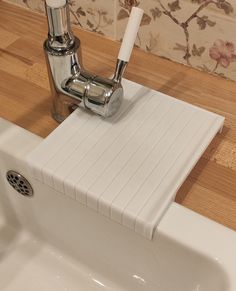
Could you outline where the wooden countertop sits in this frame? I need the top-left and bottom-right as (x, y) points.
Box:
(0, 1), (235, 231)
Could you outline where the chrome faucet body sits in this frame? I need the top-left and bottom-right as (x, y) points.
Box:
(44, 2), (127, 122)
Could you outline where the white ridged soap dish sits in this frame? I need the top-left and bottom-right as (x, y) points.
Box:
(27, 79), (224, 239)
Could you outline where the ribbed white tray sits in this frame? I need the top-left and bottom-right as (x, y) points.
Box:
(27, 79), (224, 239)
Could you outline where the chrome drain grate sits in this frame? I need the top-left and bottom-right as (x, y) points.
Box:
(6, 170), (33, 197)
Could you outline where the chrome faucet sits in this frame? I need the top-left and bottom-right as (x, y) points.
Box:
(44, 0), (143, 122)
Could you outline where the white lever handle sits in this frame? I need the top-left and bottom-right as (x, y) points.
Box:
(118, 7), (144, 63)
(46, 0), (66, 8)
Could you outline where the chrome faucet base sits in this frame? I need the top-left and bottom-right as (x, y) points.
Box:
(51, 92), (80, 123)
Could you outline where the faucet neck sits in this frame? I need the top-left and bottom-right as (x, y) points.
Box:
(45, 2), (75, 51)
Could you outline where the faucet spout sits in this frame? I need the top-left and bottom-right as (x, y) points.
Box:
(44, 1), (85, 122)
(45, 2), (75, 51)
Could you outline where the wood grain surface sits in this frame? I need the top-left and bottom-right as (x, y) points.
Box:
(0, 1), (235, 231)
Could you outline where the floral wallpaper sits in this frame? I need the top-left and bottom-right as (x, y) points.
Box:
(5, 0), (236, 81)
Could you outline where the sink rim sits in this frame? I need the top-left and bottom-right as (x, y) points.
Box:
(0, 117), (235, 291)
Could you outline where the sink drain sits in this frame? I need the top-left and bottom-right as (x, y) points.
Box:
(6, 170), (33, 197)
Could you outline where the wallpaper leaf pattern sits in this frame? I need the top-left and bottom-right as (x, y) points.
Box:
(6, 0), (236, 81)
(153, 0), (234, 72)
(68, 1), (113, 35)
(118, 0), (152, 26)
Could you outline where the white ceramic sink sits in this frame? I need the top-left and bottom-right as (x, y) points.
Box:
(0, 117), (235, 291)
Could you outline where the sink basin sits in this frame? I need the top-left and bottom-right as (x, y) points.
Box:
(0, 117), (235, 291)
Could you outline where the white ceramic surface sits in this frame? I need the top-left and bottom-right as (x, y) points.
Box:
(27, 79), (224, 239)
(0, 117), (236, 290)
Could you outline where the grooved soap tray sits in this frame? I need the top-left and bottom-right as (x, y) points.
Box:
(27, 79), (224, 239)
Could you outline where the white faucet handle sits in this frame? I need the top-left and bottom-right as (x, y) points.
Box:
(118, 7), (144, 63)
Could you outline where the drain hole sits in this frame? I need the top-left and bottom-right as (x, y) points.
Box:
(6, 170), (33, 197)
